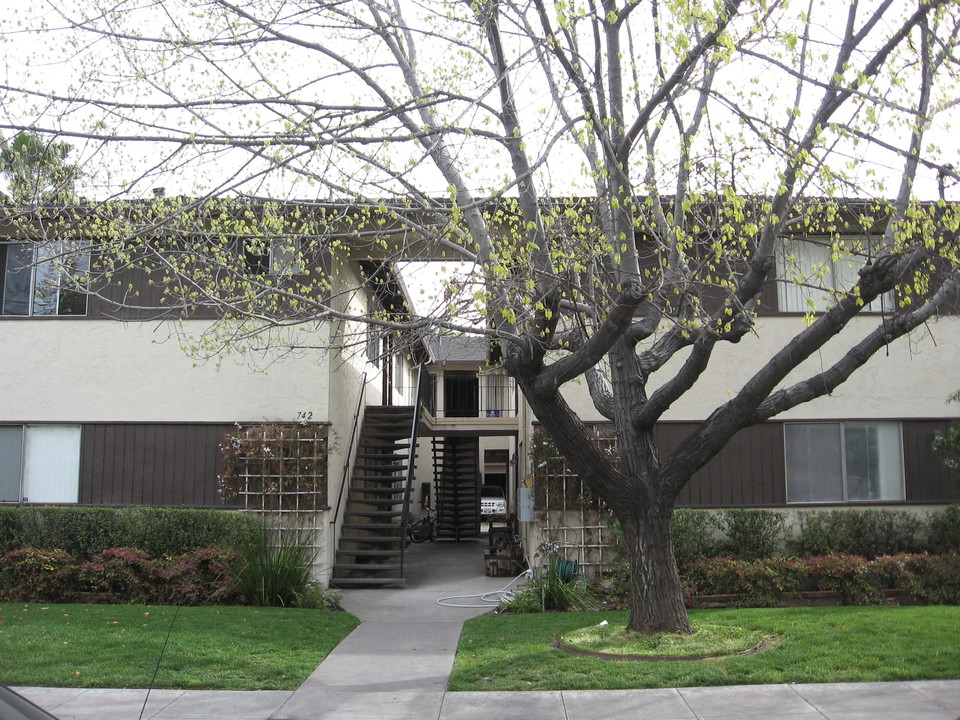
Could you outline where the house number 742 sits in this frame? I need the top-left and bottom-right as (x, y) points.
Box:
(296, 411), (314, 421)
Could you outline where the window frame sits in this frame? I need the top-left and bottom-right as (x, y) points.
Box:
(242, 236), (304, 276)
(0, 424), (82, 504)
(784, 420), (906, 504)
(0, 240), (90, 317)
(775, 235), (893, 315)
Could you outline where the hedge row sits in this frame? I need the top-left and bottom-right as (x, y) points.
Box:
(0, 547), (243, 605)
(682, 552), (960, 607)
(0, 506), (260, 560)
(672, 505), (960, 567)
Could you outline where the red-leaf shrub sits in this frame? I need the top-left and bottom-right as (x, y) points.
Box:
(799, 554), (882, 604)
(157, 548), (243, 605)
(683, 556), (803, 606)
(0, 546), (246, 605)
(0, 547), (79, 602)
(681, 552), (960, 606)
(79, 547), (158, 603)
(901, 553), (960, 604)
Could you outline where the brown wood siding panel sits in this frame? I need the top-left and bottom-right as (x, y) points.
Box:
(755, 278), (780, 315)
(88, 252), (332, 321)
(80, 423), (234, 507)
(665, 422), (786, 508)
(903, 420), (960, 503)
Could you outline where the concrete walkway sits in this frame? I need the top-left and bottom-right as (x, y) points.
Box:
(14, 540), (960, 720)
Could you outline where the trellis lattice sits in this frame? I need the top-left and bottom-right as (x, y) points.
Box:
(219, 423), (330, 514)
(531, 423), (618, 578)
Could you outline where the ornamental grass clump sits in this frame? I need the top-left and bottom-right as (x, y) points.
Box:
(503, 541), (600, 613)
(235, 523), (318, 608)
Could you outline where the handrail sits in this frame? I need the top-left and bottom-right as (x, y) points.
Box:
(399, 364), (427, 575)
(331, 372), (367, 529)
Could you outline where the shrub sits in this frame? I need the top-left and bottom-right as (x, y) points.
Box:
(870, 553), (913, 590)
(800, 554), (883, 604)
(0, 506), (123, 560)
(79, 547), (157, 603)
(680, 552), (960, 607)
(0, 545), (249, 605)
(157, 548), (244, 606)
(683, 557), (802, 607)
(788, 509), (926, 558)
(714, 510), (785, 561)
(0, 547), (79, 602)
(0, 506), (259, 560)
(672, 509), (722, 568)
(901, 553), (960, 605)
(117, 508), (260, 558)
(925, 505), (960, 554)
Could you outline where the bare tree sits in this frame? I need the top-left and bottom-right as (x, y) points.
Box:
(2, 0), (959, 632)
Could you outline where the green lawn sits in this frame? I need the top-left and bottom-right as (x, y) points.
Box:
(0, 603), (359, 690)
(449, 606), (960, 691)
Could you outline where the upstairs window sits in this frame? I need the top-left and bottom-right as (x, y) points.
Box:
(785, 421), (904, 503)
(243, 237), (303, 276)
(776, 237), (892, 314)
(1, 241), (89, 317)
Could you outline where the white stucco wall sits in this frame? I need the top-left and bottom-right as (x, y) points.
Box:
(557, 315), (960, 423)
(0, 319), (332, 423)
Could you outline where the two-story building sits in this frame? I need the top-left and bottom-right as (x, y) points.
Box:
(2, 200), (958, 586)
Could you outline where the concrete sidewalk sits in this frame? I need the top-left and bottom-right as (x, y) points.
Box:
(14, 540), (960, 720)
(17, 679), (960, 720)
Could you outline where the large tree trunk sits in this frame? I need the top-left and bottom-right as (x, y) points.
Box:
(617, 507), (691, 634)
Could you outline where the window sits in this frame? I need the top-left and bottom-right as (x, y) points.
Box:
(0, 427), (22, 503)
(785, 421), (904, 503)
(1, 241), (89, 316)
(243, 237), (303, 276)
(776, 237), (892, 313)
(269, 237), (304, 275)
(481, 369), (516, 417)
(0, 425), (81, 503)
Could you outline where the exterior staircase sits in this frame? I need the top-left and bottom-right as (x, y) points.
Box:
(432, 436), (480, 541)
(330, 405), (416, 588)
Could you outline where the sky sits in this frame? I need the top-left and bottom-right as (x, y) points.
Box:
(0, 1), (956, 206)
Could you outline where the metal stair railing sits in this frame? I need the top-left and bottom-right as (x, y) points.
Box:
(331, 372), (367, 536)
(399, 364), (427, 576)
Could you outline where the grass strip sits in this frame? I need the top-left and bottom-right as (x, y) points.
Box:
(0, 603), (358, 690)
(449, 606), (960, 691)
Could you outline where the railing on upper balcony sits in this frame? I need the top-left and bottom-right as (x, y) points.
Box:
(479, 369), (517, 418)
(420, 368), (517, 419)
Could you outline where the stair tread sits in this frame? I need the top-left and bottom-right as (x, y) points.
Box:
(333, 563), (402, 571)
(346, 496), (402, 503)
(345, 510), (403, 517)
(340, 536), (404, 543)
(329, 577), (406, 587)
